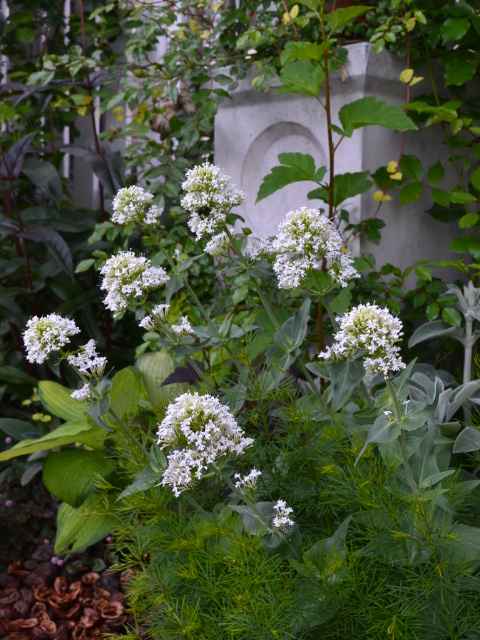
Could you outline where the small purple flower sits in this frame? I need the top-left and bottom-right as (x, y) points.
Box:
(106, 536), (112, 543)
(5, 437), (12, 444)
(56, 559), (64, 567)
(43, 538), (50, 545)
(51, 556), (58, 564)
(4, 499), (13, 508)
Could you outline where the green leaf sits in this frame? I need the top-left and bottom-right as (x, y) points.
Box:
(278, 299), (311, 350)
(414, 265), (432, 281)
(471, 167), (480, 191)
(0, 421), (104, 462)
(295, 0), (321, 12)
(43, 450), (116, 508)
(459, 213), (479, 228)
(75, 258), (95, 273)
(440, 17), (470, 43)
(0, 366), (37, 386)
(453, 427), (480, 453)
(442, 524), (480, 569)
(21, 158), (63, 207)
(0, 418), (38, 441)
(442, 307), (462, 327)
(137, 351), (185, 409)
(280, 41), (329, 65)
(428, 161), (445, 186)
(431, 188), (451, 207)
(256, 153), (325, 203)
(19, 226), (73, 278)
(108, 366), (141, 422)
(325, 6), (371, 33)
(39, 381), (88, 422)
(408, 320), (464, 348)
(200, 99), (218, 120)
(278, 59), (325, 97)
(426, 302), (440, 321)
(400, 155), (423, 181)
(445, 53), (476, 87)
(449, 191), (477, 204)
(55, 491), (117, 554)
(450, 236), (480, 260)
(304, 516), (352, 563)
(399, 183), (423, 205)
(339, 97), (417, 137)
(117, 464), (161, 500)
(333, 172), (373, 206)
(327, 359), (365, 410)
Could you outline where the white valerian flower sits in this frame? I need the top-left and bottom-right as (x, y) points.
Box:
(23, 314), (80, 364)
(181, 162), (246, 239)
(67, 339), (107, 377)
(271, 207), (358, 290)
(139, 305), (170, 331)
(111, 186), (162, 226)
(100, 251), (169, 314)
(171, 316), (194, 337)
(204, 231), (230, 256)
(234, 468), (262, 491)
(71, 383), (93, 402)
(247, 234), (273, 260)
(319, 303), (405, 376)
(157, 392), (254, 496)
(272, 499), (295, 530)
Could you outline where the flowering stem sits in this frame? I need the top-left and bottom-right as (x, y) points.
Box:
(385, 378), (417, 495)
(222, 228), (318, 392)
(463, 315), (474, 385)
(107, 406), (153, 465)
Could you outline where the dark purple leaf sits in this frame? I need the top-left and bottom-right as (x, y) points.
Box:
(18, 225), (73, 278)
(0, 132), (37, 180)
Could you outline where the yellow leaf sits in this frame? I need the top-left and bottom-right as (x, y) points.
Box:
(405, 17), (416, 32)
(390, 171), (403, 181)
(77, 106), (87, 116)
(290, 4), (299, 18)
(189, 19), (198, 32)
(386, 161), (398, 173)
(212, 1), (224, 8)
(373, 190), (391, 202)
(200, 29), (211, 39)
(410, 76), (423, 86)
(283, 11), (291, 24)
(399, 68), (414, 84)
(113, 106), (124, 122)
(138, 102), (149, 113)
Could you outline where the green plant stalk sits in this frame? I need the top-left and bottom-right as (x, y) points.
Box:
(463, 315), (474, 385)
(385, 377), (417, 495)
(223, 226), (320, 396)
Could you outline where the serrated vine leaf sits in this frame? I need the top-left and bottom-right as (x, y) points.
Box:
(256, 153), (326, 202)
(333, 172), (373, 206)
(278, 59), (325, 97)
(339, 97), (417, 137)
(325, 6), (371, 33)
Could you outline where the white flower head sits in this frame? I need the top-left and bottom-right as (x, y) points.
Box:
(139, 305), (170, 331)
(67, 339), (107, 377)
(157, 392), (254, 496)
(181, 162), (246, 239)
(272, 499), (295, 530)
(100, 251), (169, 314)
(319, 303), (405, 376)
(71, 383), (93, 403)
(23, 314), (80, 364)
(171, 316), (194, 337)
(111, 186), (162, 226)
(271, 207), (358, 290)
(247, 234), (273, 260)
(234, 468), (262, 491)
(204, 231), (230, 256)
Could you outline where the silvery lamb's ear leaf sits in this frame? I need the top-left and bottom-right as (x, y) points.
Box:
(453, 427), (480, 454)
(446, 380), (480, 422)
(409, 321), (464, 348)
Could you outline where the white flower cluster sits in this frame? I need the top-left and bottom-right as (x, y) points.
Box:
(100, 251), (169, 314)
(157, 392), (254, 496)
(23, 314), (80, 364)
(271, 208), (358, 290)
(111, 186), (162, 226)
(234, 468), (262, 491)
(67, 339), (107, 378)
(181, 162), (245, 240)
(71, 383), (93, 403)
(171, 316), (194, 337)
(138, 304), (171, 331)
(272, 499), (295, 530)
(247, 234), (273, 260)
(204, 231), (230, 256)
(319, 302), (405, 376)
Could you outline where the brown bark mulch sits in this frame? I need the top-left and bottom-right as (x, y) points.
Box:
(0, 560), (146, 640)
